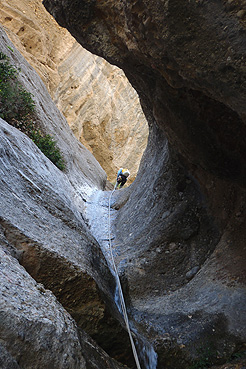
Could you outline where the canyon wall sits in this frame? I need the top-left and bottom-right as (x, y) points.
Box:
(43, 0), (246, 367)
(0, 0), (148, 183)
(0, 0), (245, 367)
(0, 27), (132, 369)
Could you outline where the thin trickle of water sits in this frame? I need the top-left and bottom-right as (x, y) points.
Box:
(114, 284), (122, 314)
(136, 336), (158, 369)
(85, 189), (158, 369)
(114, 284), (157, 368)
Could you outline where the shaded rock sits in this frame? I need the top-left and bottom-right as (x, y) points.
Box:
(43, 0), (246, 367)
(78, 329), (129, 369)
(0, 246), (128, 369)
(186, 266), (200, 280)
(0, 248), (86, 369)
(0, 28), (134, 367)
(236, 9), (246, 19)
(0, 344), (20, 369)
(43, 0), (246, 185)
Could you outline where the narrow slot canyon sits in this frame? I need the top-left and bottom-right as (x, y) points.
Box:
(0, 0), (246, 369)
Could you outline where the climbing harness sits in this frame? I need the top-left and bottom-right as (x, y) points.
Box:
(108, 185), (142, 369)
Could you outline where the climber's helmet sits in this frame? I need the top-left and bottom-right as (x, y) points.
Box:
(122, 169), (130, 177)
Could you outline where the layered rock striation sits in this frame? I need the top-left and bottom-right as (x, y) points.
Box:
(0, 0), (148, 183)
(43, 0), (246, 367)
(55, 43), (148, 184)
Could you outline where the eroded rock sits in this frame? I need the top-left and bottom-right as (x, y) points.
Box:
(0, 28), (133, 367)
(43, 0), (246, 367)
(0, 0), (148, 183)
(0, 243), (129, 369)
(0, 247), (86, 369)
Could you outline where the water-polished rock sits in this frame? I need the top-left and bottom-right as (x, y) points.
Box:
(0, 28), (131, 368)
(43, 0), (246, 367)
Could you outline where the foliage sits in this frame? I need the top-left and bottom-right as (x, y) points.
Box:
(0, 52), (34, 126)
(0, 51), (65, 170)
(30, 130), (65, 170)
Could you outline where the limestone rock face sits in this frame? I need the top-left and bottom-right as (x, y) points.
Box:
(0, 22), (107, 191)
(0, 0), (148, 183)
(55, 44), (148, 183)
(0, 246), (87, 369)
(0, 0), (72, 92)
(0, 240), (127, 369)
(43, 0), (246, 367)
(0, 28), (130, 369)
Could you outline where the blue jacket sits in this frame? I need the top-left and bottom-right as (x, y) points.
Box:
(117, 168), (123, 179)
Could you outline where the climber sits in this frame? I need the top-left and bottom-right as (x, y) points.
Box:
(116, 168), (130, 189)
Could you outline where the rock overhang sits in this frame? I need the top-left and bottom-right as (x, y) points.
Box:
(42, 0), (246, 188)
(9, 0), (246, 366)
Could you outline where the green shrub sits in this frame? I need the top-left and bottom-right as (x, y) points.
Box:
(30, 130), (65, 170)
(0, 51), (65, 170)
(0, 52), (34, 127)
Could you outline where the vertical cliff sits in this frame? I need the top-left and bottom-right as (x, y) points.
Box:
(0, 27), (133, 369)
(1, 0), (246, 367)
(42, 0), (246, 367)
(0, 0), (148, 183)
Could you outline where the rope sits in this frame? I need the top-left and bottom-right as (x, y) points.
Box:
(108, 185), (142, 369)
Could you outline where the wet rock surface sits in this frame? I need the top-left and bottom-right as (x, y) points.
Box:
(0, 111), (129, 368)
(43, 0), (246, 367)
(0, 245), (128, 369)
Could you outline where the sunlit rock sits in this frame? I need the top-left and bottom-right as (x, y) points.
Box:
(0, 0), (148, 183)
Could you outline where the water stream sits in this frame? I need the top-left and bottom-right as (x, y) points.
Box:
(85, 189), (157, 369)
